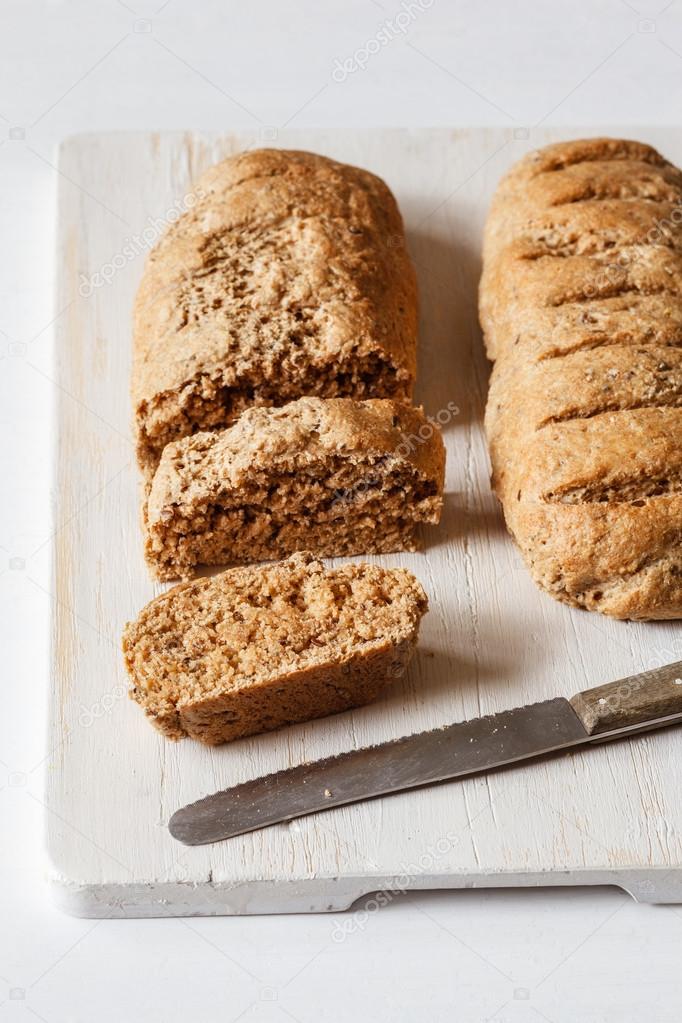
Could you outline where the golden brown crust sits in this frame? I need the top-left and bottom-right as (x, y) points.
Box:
(144, 397), (445, 580)
(132, 148), (418, 474)
(480, 137), (682, 620)
(122, 551), (428, 744)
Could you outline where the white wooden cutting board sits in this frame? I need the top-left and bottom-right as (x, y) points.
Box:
(47, 128), (682, 917)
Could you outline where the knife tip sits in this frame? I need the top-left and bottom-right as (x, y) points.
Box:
(168, 809), (203, 846)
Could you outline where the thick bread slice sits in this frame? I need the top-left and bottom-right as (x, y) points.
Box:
(133, 148), (418, 476)
(122, 552), (428, 745)
(480, 137), (682, 619)
(144, 397), (445, 581)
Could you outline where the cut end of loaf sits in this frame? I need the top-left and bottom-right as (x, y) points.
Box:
(144, 397), (445, 581)
(122, 552), (428, 745)
(135, 353), (413, 477)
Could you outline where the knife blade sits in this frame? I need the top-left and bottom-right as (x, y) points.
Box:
(169, 659), (682, 846)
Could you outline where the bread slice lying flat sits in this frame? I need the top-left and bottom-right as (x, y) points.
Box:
(122, 552), (428, 745)
(144, 397), (445, 581)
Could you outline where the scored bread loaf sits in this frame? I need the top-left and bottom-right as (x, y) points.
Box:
(144, 396), (445, 580)
(122, 552), (428, 745)
(133, 148), (418, 476)
(480, 137), (682, 620)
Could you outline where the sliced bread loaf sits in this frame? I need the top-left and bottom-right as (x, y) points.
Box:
(133, 148), (418, 476)
(144, 397), (445, 580)
(122, 552), (428, 745)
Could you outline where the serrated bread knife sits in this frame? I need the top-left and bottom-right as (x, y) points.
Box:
(169, 660), (682, 846)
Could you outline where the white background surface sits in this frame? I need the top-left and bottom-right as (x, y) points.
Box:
(3, 0), (682, 1019)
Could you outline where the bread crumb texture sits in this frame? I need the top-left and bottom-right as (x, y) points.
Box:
(145, 396), (445, 580)
(480, 137), (682, 619)
(122, 551), (428, 744)
(132, 148), (418, 475)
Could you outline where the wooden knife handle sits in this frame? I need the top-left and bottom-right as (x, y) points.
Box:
(570, 661), (682, 736)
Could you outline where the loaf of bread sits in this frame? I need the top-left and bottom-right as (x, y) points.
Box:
(133, 148), (418, 476)
(144, 396), (445, 580)
(122, 552), (428, 744)
(480, 137), (682, 620)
